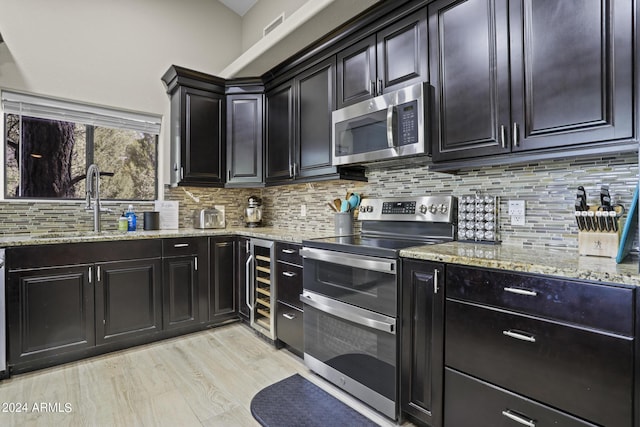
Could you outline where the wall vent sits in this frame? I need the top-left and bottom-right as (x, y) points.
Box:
(263, 13), (285, 37)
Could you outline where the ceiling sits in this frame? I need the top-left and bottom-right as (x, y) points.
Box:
(218, 0), (258, 16)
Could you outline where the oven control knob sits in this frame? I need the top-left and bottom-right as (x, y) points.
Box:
(429, 204), (438, 214)
(419, 204), (428, 214)
(359, 205), (366, 213)
(438, 204), (448, 214)
(366, 205), (373, 213)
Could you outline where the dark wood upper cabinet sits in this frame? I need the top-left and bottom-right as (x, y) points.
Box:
(162, 66), (226, 187)
(226, 84), (264, 187)
(337, 8), (428, 109)
(266, 58), (366, 185)
(336, 35), (377, 108)
(509, 0), (633, 151)
(296, 57), (338, 179)
(430, 0), (634, 163)
(265, 80), (295, 183)
(429, 0), (510, 161)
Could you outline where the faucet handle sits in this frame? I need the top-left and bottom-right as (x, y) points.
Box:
(100, 206), (114, 213)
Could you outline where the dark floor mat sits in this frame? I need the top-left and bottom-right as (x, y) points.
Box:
(250, 374), (381, 427)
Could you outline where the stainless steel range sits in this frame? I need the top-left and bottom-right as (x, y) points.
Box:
(300, 195), (457, 420)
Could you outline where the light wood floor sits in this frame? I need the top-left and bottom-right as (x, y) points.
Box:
(0, 322), (409, 426)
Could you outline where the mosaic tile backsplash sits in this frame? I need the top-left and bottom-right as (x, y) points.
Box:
(1, 152), (637, 251)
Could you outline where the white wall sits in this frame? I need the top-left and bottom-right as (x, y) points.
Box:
(241, 0), (307, 51)
(0, 0), (243, 189)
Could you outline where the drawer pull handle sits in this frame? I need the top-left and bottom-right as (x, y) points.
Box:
(281, 249), (296, 254)
(282, 271), (297, 277)
(173, 243), (189, 248)
(502, 409), (536, 427)
(504, 287), (537, 297)
(503, 330), (536, 343)
(282, 313), (297, 320)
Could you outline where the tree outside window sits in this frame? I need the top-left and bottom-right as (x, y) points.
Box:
(5, 114), (158, 200)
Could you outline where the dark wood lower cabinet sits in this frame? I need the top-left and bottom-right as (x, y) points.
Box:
(444, 368), (597, 427)
(163, 255), (198, 330)
(96, 259), (162, 344)
(400, 259), (444, 427)
(7, 265), (95, 368)
(209, 237), (236, 322)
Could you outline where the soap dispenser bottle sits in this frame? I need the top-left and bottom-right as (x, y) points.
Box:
(125, 205), (137, 231)
(118, 212), (128, 231)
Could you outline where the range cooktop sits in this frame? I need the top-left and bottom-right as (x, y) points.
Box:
(303, 195), (457, 258)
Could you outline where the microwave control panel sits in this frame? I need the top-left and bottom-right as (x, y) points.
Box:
(398, 100), (418, 146)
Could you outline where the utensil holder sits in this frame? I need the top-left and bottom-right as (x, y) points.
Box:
(334, 212), (354, 236)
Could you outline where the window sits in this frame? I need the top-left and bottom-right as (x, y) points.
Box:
(2, 90), (161, 200)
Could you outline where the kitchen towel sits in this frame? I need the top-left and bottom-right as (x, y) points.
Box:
(250, 374), (379, 427)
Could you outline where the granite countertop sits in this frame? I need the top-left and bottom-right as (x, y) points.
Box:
(0, 226), (334, 248)
(2, 229), (639, 287)
(400, 242), (640, 287)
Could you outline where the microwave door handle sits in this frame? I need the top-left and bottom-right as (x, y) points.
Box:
(386, 105), (397, 148)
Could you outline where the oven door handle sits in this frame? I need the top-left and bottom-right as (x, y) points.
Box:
(299, 247), (396, 274)
(301, 292), (396, 335)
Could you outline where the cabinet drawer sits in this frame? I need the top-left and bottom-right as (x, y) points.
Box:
(276, 302), (303, 355)
(446, 299), (633, 427)
(162, 238), (202, 257)
(444, 368), (597, 427)
(275, 242), (302, 266)
(276, 263), (303, 309)
(446, 265), (633, 335)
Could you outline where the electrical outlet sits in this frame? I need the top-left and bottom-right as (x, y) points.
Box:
(508, 200), (525, 225)
(508, 200), (525, 216)
(511, 215), (525, 226)
(300, 204), (307, 217)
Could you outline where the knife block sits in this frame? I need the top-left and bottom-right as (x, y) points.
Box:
(578, 230), (620, 258)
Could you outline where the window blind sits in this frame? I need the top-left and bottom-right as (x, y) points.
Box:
(1, 90), (162, 134)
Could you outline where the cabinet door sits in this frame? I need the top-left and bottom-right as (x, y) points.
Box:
(376, 8), (428, 94)
(336, 35), (377, 109)
(209, 237), (236, 322)
(265, 80), (295, 183)
(295, 57), (337, 179)
(509, 0), (633, 151)
(95, 258), (162, 345)
(401, 260), (444, 427)
(226, 94), (263, 186)
(181, 87), (225, 185)
(236, 237), (251, 320)
(163, 255), (199, 330)
(7, 265), (94, 367)
(429, 0), (511, 162)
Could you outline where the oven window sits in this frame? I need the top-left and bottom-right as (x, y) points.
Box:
(304, 304), (396, 401)
(303, 259), (396, 316)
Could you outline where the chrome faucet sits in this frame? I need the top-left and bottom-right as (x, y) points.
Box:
(85, 164), (111, 232)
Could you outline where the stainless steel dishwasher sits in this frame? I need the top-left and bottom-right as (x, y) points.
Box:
(0, 248), (5, 378)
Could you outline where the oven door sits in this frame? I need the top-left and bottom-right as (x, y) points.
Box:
(300, 247), (397, 316)
(302, 290), (397, 419)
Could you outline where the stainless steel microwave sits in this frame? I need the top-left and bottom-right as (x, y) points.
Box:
(332, 82), (432, 166)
